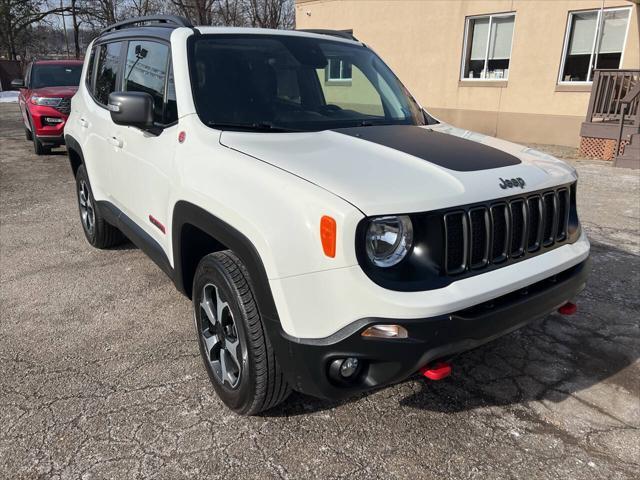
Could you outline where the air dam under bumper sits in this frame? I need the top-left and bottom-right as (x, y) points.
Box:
(271, 258), (590, 400)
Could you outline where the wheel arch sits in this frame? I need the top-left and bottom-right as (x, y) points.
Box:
(64, 134), (84, 177)
(171, 201), (280, 323)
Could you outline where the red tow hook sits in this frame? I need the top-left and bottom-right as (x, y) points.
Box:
(420, 361), (452, 381)
(558, 302), (577, 315)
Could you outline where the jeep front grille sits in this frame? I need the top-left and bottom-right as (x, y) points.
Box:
(443, 186), (572, 275)
(55, 98), (71, 115)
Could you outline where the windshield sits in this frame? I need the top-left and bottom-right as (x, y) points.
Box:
(31, 64), (82, 89)
(189, 34), (426, 132)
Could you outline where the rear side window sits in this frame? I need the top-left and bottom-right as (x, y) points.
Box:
(94, 42), (123, 105)
(123, 40), (169, 123)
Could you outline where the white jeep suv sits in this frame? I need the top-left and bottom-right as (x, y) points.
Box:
(65, 16), (590, 415)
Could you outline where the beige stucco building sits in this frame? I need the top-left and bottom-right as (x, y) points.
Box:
(295, 0), (640, 148)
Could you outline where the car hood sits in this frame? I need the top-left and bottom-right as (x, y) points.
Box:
(31, 86), (78, 98)
(219, 124), (577, 216)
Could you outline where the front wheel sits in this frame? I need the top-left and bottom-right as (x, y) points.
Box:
(193, 251), (291, 415)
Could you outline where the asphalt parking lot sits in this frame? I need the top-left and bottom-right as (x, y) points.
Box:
(1, 102), (638, 479)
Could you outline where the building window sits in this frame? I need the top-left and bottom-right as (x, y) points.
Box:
(461, 13), (515, 81)
(326, 57), (352, 83)
(559, 7), (631, 83)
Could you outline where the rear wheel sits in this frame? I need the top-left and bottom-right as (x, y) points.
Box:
(193, 251), (291, 415)
(75, 164), (124, 248)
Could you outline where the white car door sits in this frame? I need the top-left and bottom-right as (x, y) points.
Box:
(109, 39), (178, 255)
(80, 41), (126, 204)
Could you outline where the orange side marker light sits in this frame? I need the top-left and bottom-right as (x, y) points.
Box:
(320, 216), (337, 258)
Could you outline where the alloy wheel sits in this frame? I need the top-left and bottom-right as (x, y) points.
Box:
(199, 283), (242, 388)
(78, 180), (95, 235)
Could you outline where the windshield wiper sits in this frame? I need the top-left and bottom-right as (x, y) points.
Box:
(205, 121), (301, 133)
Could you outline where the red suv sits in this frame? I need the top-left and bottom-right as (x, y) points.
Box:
(12, 60), (83, 155)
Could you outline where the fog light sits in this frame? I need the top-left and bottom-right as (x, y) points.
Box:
(339, 357), (359, 378)
(361, 324), (408, 339)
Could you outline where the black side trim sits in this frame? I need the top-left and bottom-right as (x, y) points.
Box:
(334, 125), (522, 171)
(96, 201), (173, 280)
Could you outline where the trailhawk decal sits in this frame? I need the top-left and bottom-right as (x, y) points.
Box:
(333, 125), (522, 172)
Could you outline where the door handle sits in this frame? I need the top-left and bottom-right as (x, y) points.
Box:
(79, 118), (89, 128)
(108, 136), (123, 148)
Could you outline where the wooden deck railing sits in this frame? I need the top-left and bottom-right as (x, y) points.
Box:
(616, 83), (640, 155)
(585, 69), (640, 124)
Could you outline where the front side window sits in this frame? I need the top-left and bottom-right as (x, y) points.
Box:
(94, 42), (123, 105)
(30, 64), (82, 89)
(461, 13), (515, 80)
(189, 34), (425, 132)
(123, 40), (170, 123)
(559, 7), (631, 83)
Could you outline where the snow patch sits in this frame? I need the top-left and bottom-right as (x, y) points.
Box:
(0, 91), (19, 103)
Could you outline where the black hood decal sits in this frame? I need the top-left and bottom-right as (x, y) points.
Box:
(334, 125), (521, 172)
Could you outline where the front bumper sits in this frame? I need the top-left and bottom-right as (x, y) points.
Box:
(28, 104), (68, 141)
(269, 258), (589, 400)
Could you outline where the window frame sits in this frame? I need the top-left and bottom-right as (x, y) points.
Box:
(557, 6), (632, 85)
(460, 11), (516, 82)
(325, 57), (353, 84)
(85, 45), (97, 93)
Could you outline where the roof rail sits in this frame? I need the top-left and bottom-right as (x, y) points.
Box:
(100, 15), (193, 35)
(298, 29), (358, 42)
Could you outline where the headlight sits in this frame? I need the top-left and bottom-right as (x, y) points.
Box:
(31, 96), (62, 107)
(365, 215), (413, 267)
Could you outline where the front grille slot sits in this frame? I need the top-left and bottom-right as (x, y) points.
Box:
(556, 189), (569, 241)
(527, 196), (543, 252)
(542, 192), (557, 246)
(509, 199), (527, 258)
(469, 207), (490, 269)
(490, 204), (509, 264)
(55, 98), (71, 115)
(443, 211), (468, 274)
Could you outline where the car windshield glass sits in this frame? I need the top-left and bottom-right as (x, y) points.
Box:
(189, 34), (426, 132)
(31, 64), (82, 89)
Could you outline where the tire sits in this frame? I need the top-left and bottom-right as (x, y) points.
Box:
(33, 136), (49, 155)
(25, 126), (33, 141)
(30, 117), (49, 155)
(75, 164), (124, 248)
(193, 251), (291, 415)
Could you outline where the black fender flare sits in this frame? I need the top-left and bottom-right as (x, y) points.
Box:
(64, 134), (84, 176)
(171, 201), (280, 324)
(171, 202), (298, 385)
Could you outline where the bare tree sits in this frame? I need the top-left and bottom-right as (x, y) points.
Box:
(170, 0), (215, 25)
(0, 0), (72, 59)
(248, 0), (293, 29)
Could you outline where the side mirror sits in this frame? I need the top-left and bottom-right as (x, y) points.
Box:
(108, 91), (154, 128)
(11, 78), (25, 89)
